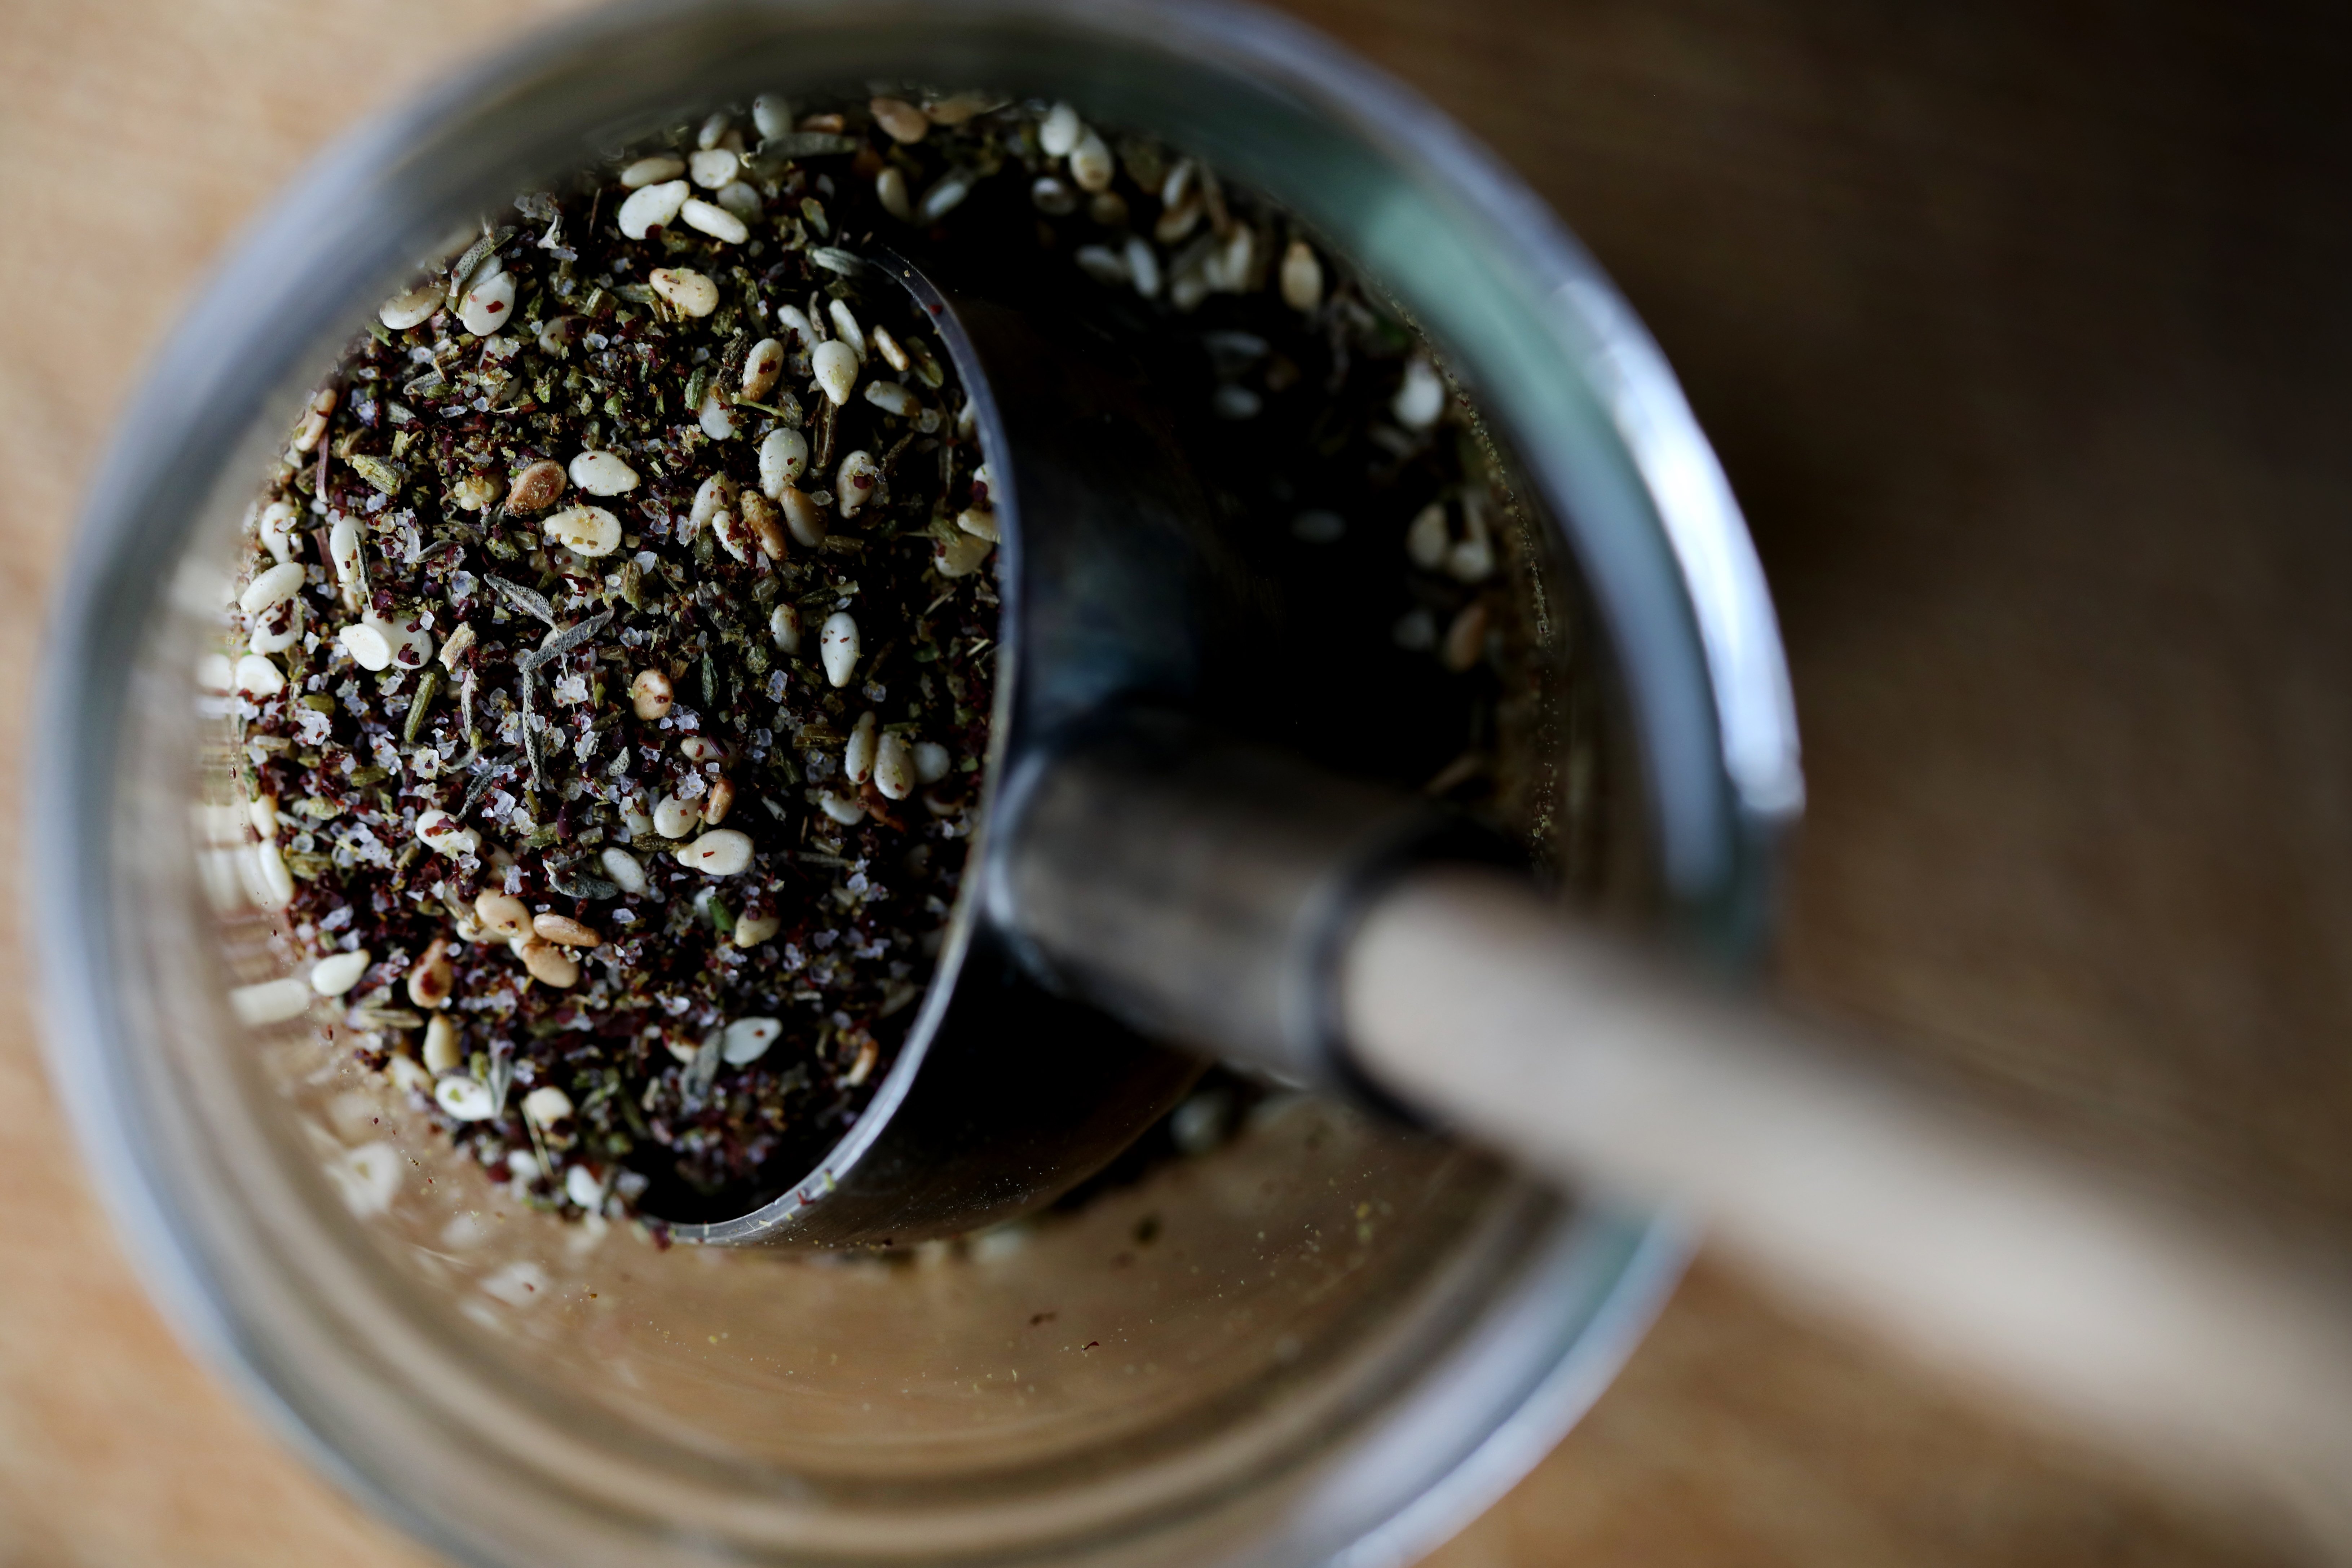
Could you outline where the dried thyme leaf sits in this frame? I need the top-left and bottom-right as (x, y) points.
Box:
(519, 607), (613, 672)
(547, 862), (622, 901)
(445, 226), (517, 308)
(519, 666), (548, 790)
(347, 455), (405, 495)
(402, 668), (442, 745)
(489, 1044), (515, 1120)
(484, 574), (557, 626)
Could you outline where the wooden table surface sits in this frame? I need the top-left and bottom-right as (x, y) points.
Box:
(4, 1), (2347, 1563)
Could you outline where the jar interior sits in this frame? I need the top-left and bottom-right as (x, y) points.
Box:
(54, 8), (1755, 1565)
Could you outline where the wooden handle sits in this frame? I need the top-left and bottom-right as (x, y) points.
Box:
(1343, 865), (2352, 1552)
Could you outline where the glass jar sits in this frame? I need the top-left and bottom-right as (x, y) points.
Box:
(32, 3), (1800, 1565)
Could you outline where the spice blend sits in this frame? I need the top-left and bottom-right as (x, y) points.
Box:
(227, 89), (1583, 1229)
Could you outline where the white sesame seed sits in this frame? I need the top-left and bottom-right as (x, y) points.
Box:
(423, 1015), (462, 1073)
(476, 891), (530, 940)
(681, 198), (749, 245)
(844, 710), (878, 784)
(775, 303), (819, 349)
(230, 976), (311, 1026)
(871, 97), (928, 144)
(543, 505), (622, 557)
(1448, 498), (1496, 582)
(257, 500), (298, 563)
(954, 506), (1000, 543)
(873, 733), (915, 800)
(457, 269), (515, 337)
(1212, 384), (1262, 420)
(415, 808), (481, 857)
(619, 154), (685, 189)
(733, 913), (782, 948)
(310, 948), (372, 996)
(1210, 227), (1255, 292)
(675, 829), (755, 876)
(519, 938), (580, 989)
(876, 165), (912, 220)
(1281, 239), (1325, 313)
(1069, 128), (1115, 192)
(864, 380), (918, 418)
(601, 847), (648, 895)
(1154, 196), (1203, 245)
(326, 520), (364, 597)
(1074, 245), (1128, 287)
(741, 337), (786, 399)
(753, 94), (794, 141)
(819, 792), (865, 825)
(689, 473), (737, 538)
(1040, 102), (1082, 157)
(521, 1085), (574, 1126)
(698, 384), (740, 440)
(1124, 235), (1162, 299)
(697, 110), (731, 150)
(379, 283), (440, 331)
(248, 600), (303, 656)
(1393, 354), (1445, 430)
(238, 561), (305, 617)
(436, 1076), (498, 1121)
(819, 611), (860, 686)
(918, 171), (973, 221)
(826, 299), (867, 360)
(534, 913), (601, 948)
(618, 179), (690, 240)
(912, 741), (952, 783)
(1442, 599), (1490, 672)
(1031, 176), (1077, 216)
(565, 1163), (605, 1209)
(340, 620), (396, 671)
(650, 266), (720, 316)
(934, 531), (993, 578)
(770, 601), (802, 654)
(450, 472), (500, 512)
(758, 426), (808, 495)
(835, 450), (881, 517)
(723, 1016), (783, 1064)
(653, 792), (702, 839)
(812, 339), (860, 406)
(568, 449), (639, 495)
(688, 148), (740, 189)
(233, 653), (285, 696)
(715, 180), (762, 217)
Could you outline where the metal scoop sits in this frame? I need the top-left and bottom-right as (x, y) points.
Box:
(671, 250), (1497, 1249)
(669, 254), (2352, 1546)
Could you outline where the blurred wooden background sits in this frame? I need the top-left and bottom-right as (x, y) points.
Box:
(5, 0), (2350, 1562)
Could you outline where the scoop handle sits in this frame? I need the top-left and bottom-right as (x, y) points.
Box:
(1344, 865), (2352, 1549)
